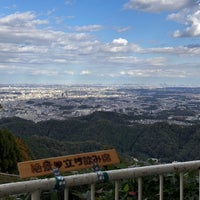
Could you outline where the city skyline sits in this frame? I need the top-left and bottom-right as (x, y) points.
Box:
(0, 0), (200, 86)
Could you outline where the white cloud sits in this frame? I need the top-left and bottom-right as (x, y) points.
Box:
(74, 25), (103, 32)
(52, 59), (68, 63)
(120, 68), (188, 78)
(0, 11), (198, 85)
(0, 12), (102, 68)
(80, 70), (91, 75)
(105, 56), (139, 64)
(167, 8), (190, 23)
(123, 0), (192, 12)
(149, 46), (200, 56)
(65, 0), (74, 5)
(120, 69), (150, 77)
(115, 26), (132, 33)
(145, 57), (166, 66)
(0, 12), (48, 28)
(112, 38), (128, 45)
(64, 70), (75, 75)
(124, 0), (200, 38)
(172, 9), (200, 37)
(102, 38), (142, 53)
(55, 15), (75, 25)
(0, 12), (142, 75)
(0, 65), (7, 69)
(30, 69), (58, 76)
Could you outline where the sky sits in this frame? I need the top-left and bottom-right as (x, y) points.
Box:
(0, 0), (200, 87)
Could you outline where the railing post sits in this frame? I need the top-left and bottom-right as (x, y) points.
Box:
(31, 190), (41, 200)
(115, 180), (119, 200)
(64, 187), (69, 200)
(180, 172), (184, 200)
(91, 184), (95, 200)
(138, 177), (142, 200)
(159, 175), (163, 200)
(199, 170), (200, 200)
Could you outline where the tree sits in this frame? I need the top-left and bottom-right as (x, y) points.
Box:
(0, 129), (21, 173)
(16, 137), (32, 161)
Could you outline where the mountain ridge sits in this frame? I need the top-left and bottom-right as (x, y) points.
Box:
(0, 111), (200, 162)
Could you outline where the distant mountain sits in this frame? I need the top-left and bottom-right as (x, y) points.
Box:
(0, 111), (200, 162)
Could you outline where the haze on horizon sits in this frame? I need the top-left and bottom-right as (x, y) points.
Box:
(0, 0), (200, 87)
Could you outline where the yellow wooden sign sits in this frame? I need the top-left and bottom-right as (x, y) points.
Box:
(18, 149), (120, 178)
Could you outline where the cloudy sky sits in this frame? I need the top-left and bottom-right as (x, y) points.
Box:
(0, 0), (200, 86)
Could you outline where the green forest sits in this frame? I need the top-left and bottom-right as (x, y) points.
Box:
(0, 129), (30, 174)
(1, 111), (200, 199)
(1, 111), (200, 163)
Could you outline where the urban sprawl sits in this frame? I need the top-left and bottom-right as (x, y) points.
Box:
(0, 85), (200, 125)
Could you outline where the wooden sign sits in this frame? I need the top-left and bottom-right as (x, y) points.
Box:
(18, 149), (120, 178)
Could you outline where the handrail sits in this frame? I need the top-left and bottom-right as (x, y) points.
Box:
(0, 160), (200, 199)
(0, 172), (20, 184)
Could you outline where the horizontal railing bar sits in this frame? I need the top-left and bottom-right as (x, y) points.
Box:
(0, 178), (55, 197)
(0, 173), (20, 178)
(1, 160), (200, 197)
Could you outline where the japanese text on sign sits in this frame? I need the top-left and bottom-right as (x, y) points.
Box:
(18, 149), (120, 178)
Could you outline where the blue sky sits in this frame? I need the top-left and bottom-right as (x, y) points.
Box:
(0, 0), (200, 86)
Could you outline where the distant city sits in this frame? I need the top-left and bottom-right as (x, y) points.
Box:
(0, 85), (200, 124)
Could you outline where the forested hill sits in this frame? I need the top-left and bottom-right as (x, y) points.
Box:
(0, 111), (200, 162)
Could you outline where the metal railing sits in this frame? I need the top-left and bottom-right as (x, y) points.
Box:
(0, 173), (20, 184)
(1, 160), (200, 200)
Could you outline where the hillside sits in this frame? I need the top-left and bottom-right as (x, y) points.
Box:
(0, 111), (200, 162)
